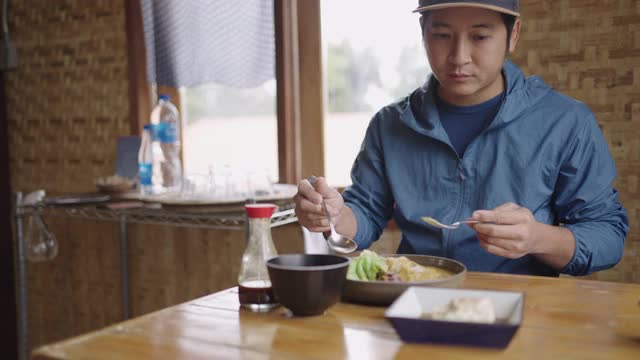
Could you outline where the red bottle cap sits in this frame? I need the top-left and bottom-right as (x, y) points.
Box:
(245, 203), (278, 218)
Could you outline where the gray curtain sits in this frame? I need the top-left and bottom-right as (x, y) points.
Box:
(141, 0), (275, 88)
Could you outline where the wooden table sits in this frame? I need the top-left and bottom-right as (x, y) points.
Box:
(32, 272), (640, 359)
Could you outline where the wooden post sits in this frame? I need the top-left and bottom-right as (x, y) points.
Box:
(125, 0), (152, 136)
(276, 0), (302, 184)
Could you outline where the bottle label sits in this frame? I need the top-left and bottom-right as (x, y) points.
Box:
(139, 163), (153, 185)
(155, 122), (178, 143)
(150, 124), (160, 141)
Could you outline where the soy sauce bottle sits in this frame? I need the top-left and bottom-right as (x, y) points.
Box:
(238, 203), (279, 311)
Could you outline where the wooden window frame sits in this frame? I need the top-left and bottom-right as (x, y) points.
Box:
(289, 0), (325, 182)
(275, 0), (302, 184)
(125, 0), (151, 136)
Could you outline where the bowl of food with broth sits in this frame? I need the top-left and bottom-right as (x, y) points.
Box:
(342, 250), (466, 305)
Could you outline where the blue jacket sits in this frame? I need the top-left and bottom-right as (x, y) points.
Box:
(342, 60), (628, 276)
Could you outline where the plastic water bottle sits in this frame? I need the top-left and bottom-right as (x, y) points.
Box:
(138, 124), (154, 195)
(150, 94), (183, 192)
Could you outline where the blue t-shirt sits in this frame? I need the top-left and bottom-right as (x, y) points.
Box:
(436, 92), (504, 157)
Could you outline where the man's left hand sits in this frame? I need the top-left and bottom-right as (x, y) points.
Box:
(469, 202), (543, 259)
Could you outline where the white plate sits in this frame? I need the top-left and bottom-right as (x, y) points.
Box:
(43, 193), (110, 205)
(117, 183), (297, 206)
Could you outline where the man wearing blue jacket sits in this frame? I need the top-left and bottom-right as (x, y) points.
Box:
(294, 0), (628, 276)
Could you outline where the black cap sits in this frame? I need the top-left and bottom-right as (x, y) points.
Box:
(414, 0), (520, 16)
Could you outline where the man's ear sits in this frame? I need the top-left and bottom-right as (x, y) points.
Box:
(508, 18), (522, 53)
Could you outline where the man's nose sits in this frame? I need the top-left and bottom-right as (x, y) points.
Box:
(448, 38), (471, 66)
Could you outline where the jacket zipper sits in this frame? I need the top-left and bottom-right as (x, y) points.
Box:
(443, 157), (465, 257)
(441, 95), (508, 257)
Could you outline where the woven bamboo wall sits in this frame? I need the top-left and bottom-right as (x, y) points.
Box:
(6, 0), (129, 194)
(510, 0), (640, 282)
(5, 0), (132, 351)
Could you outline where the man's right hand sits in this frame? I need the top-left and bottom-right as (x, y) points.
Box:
(293, 176), (344, 233)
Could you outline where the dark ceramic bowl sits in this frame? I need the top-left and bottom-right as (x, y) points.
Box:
(266, 254), (350, 316)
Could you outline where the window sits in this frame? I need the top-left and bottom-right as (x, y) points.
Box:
(139, 1), (279, 186)
(321, 0), (431, 186)
(180, 79), (278, 183)
(135, 1), (427, 188)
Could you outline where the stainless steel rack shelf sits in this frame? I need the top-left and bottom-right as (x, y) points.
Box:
(13, 196), (298, 360)
(24, 202), (297, 231)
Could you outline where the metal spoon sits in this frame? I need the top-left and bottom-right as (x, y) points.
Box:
(307, 176), (358, 253)
(421, 216), (479, 230)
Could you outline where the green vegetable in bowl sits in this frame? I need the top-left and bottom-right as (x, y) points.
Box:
(347, 250), (389, 281)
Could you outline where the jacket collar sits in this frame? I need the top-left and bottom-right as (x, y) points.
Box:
(399, 60), (552, 137)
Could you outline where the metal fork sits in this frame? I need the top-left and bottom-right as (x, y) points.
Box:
(421, 216), (480, 230)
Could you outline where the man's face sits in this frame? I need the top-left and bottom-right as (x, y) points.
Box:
(423, 7), (519, 106)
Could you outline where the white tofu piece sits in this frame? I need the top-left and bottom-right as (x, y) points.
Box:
(427, 297), (496, 323)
